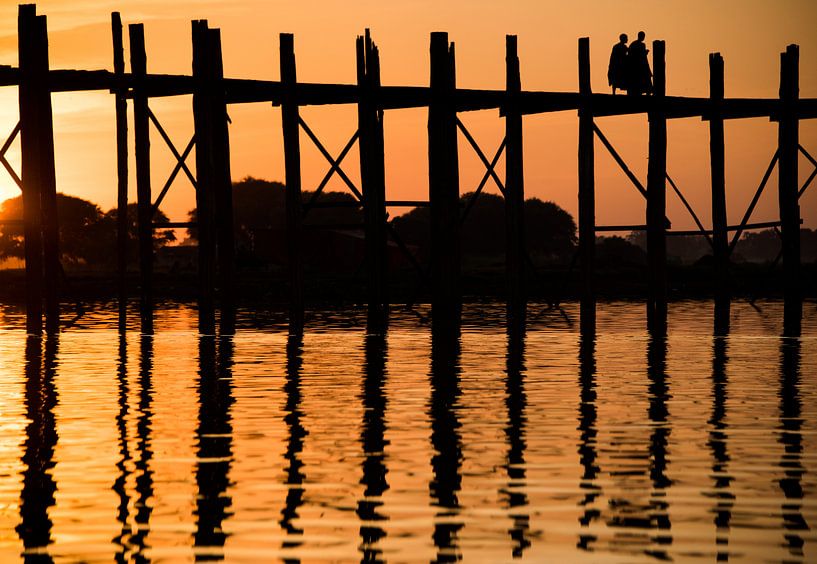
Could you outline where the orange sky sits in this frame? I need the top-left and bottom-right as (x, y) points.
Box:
(0, 0), (815, 234)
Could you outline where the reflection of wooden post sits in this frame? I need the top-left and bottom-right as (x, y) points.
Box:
(647, 40), (667, 334)
(192, 20), (216, 335)
(129, 23), (153, 333)
(112, 12), (128, 329)
(778, 44), (800, 334)
(709, 54), (728, 296)
(577, 37), (595, 332)
(18, 5), (44, 334)
(357, 30), (388, 329)
(505, 35), (525, 322)
(208, 29), (235, 334)
(33, 15), (59, 334)
(280, 34), (304, 329)
(428, 32), (460, 323)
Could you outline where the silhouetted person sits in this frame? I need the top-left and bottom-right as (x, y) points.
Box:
(607, 33), (629, 94)
(627, 31), (653, 96)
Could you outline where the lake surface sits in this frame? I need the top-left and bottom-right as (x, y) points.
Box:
(0, 299), (815, 562)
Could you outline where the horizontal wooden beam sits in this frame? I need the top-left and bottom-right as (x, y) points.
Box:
(0, 65), (814, 119)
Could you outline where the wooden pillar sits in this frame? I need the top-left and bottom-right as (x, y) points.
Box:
(709, 53), (729, 335)
(33, 15), (59, 334)
(207, 28), (235, 335)
(709, 53), (729, 318)
(357, 30), (388, 330)
(112, 12), (128, 329)
(577, 37), (595, 333)
(128, 24), (153, 333)
(646, 40), (667, 334)
(192, 20), (216, 335)
(778, 44), (800, 333)
(17, 5), (43, 334)
(505, 35), (525, 323)
(428, 32), (460, 323)
(280, 33), (304, 329)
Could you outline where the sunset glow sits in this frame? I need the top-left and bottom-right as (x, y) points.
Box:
(0, 0), (814, 230)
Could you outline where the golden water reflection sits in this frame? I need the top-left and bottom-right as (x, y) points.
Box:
(0, 300), (815, 562)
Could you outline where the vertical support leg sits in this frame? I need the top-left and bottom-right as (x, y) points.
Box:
(357, 30), (388, 331)
(112, 12), (129, 330)
(778, 44), (801, 336)
(129, 24), (153, 334)
(33, 15), (59, 334)
(647, 40), (667, 335)
(577, 37), (595, 333)
(207, 29), (235, 335)
(18, 5), (43, 335)
(192, 21), (216, 335)
(709, 53), (729, 334)
(428, 32), (460, 327)
(505, 35), (525, 325)
(280, 33), (304, 329)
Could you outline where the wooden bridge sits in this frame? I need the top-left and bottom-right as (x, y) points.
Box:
(3, 4), (815, 335)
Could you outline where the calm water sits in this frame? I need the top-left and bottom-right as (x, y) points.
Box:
(0, 300), (815, 562)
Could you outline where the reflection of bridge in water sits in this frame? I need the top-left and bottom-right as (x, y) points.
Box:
(3, 4), (815, 336)
(12, 304), (810, 561)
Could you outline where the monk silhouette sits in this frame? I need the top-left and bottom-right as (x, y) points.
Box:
(627, 31), (653, 96)
(607, 34), (628, 95)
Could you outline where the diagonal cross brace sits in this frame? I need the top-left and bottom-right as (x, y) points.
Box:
(729, 150), (778, 254)
(665, 173), (713, 249)
(302, 129), (360, 217)
(593, 123), (672, 229)
(799, 145), (817, 199)
(461, 137), (506, 224)
(298, 116), (363, 202)
(152, 135), (195, 216)
(147, 106), (197, 188)
(456, 117), (506, 197)
(0, 122), (22, 189)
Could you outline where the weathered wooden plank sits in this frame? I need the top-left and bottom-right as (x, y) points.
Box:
(646, 40), (667, 334)
(112, 12), (128, 328)
(18, 4), (43, 334)
(577, 37), (594, 330)
(428, 32), (461, 323)
(129, 23), (153, 333)
(280, 33), (304, 329)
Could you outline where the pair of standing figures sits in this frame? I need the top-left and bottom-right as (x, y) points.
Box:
(608, 31), (653, 95)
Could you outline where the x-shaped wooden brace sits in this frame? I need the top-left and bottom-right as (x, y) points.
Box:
(455, 117), (506, 224)
(147, 106), (196, 218)
(0, 122), (22, 190)
(300, 119), (361, 217)
(298, 117), (363, 216)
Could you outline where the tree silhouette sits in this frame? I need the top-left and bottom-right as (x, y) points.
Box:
(0, 194), (175, 267)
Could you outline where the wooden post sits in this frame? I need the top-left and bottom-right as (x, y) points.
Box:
(207, 28), (235, 335)
(505, 35), (525, 324)
(709, 53), (729, 335)
(577, 37), (595, 332)
(357, 30), (388, 330)
(280, 33), (304, 329)
(428, 32), (460, 323)
(646, 40), (667, 334)
(128, 24), (153, 333)
(17, 4), (43, 334)
(192, 20), (216, 335)
(33, 15), (59, 334)
(778, 44), (800, 333)
(112, 12), (128, 329)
